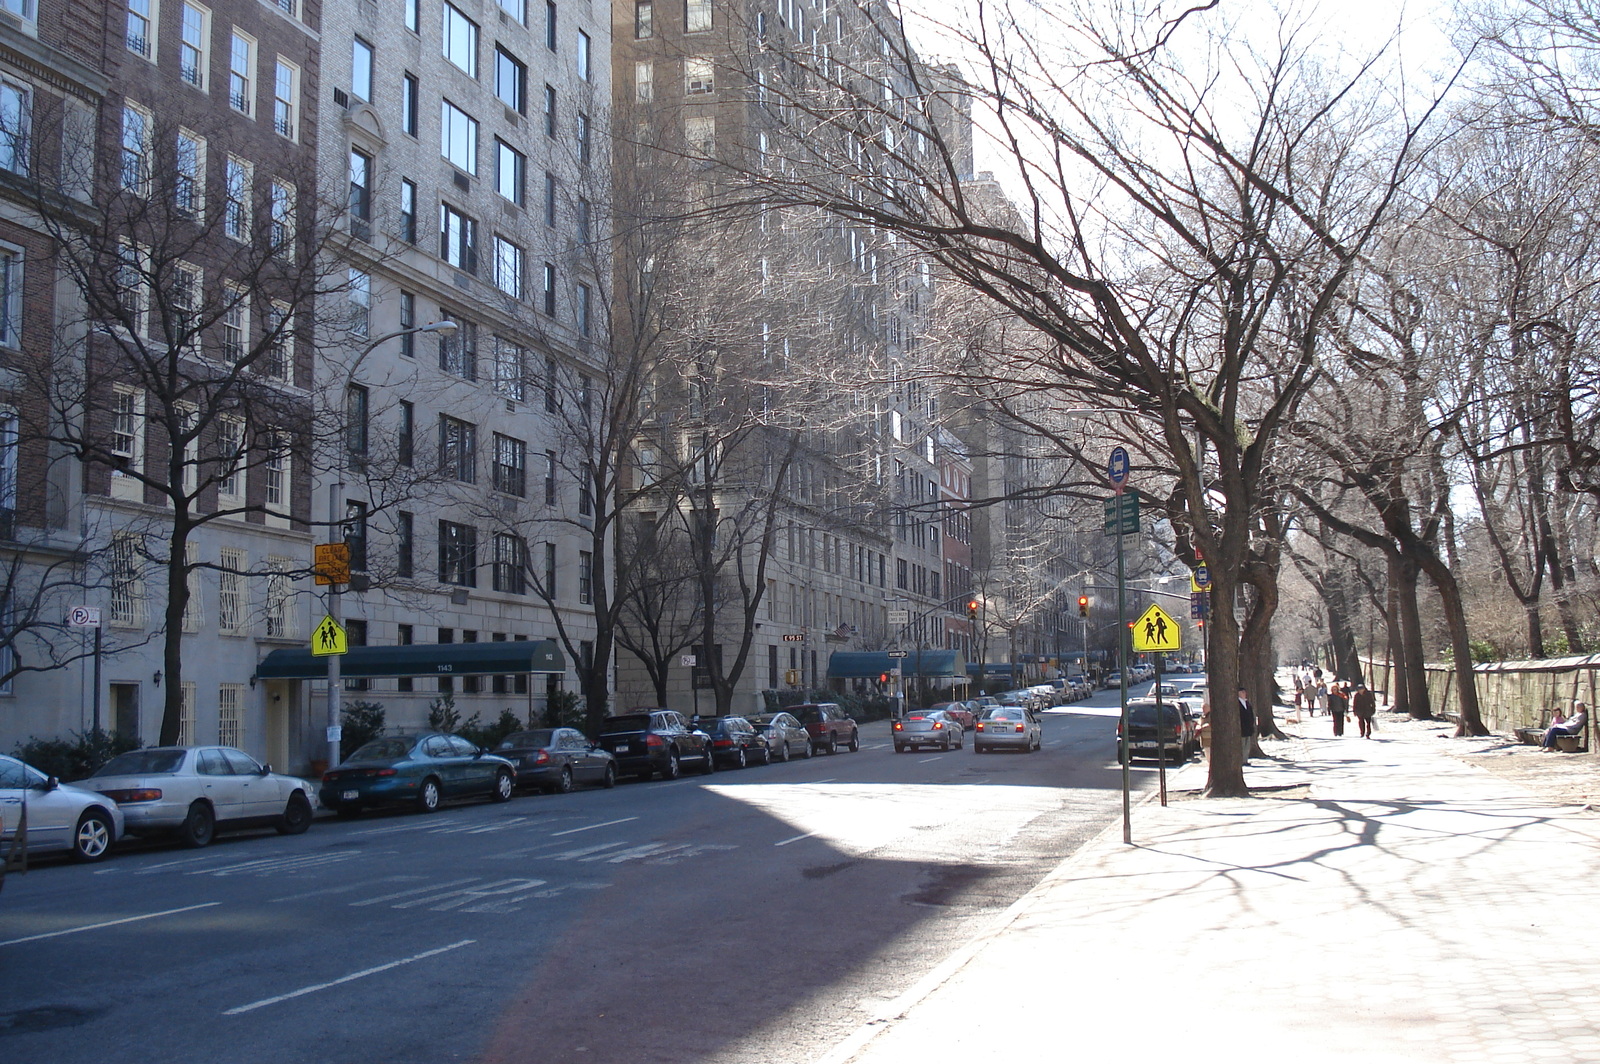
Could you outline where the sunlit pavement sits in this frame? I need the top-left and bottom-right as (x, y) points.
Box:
(823, 713), (1600, 1064)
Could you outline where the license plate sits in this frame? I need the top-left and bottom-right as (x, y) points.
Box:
(615, 744), (631, 754)
(342, 789), (359, 800)
(1134, 742), (1158, 749)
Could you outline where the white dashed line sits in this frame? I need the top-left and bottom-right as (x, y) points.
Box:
(774, 832), (815, 847)
(223, 939), (475, 1015)
(551, 816), (638, 837)
(0, 902), (221, 948)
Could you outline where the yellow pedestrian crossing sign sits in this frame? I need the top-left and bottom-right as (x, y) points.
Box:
(1132, 604), (1181, 652)
(312, 614), (348, 656)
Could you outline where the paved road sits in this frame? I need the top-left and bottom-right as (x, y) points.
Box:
(0, 689), (1165, 1064)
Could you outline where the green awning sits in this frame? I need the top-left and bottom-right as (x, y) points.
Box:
(827, 650), (968, 679)
(254, 640), (565, 680)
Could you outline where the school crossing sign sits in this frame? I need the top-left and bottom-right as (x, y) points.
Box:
(1131, 603), (1181, 653)
(312, 614), (348, 656)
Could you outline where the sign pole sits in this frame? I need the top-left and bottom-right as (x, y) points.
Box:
(1155, 651), (1167, 806)
(1118, 523), (1131, 844)
(92, 627), (102, 733)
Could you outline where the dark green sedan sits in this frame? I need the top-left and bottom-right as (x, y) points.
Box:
(319, 732), (517, 815)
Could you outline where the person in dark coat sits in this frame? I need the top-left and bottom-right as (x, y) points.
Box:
(1328, 681), (1349, 737)
(1350, 684), (1377, 738)
(1237, 687), (1256, 764)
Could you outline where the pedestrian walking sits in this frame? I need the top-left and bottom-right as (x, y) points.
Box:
(1237, 687), (1256, 764)
(1313, 671), (1328, 717)
(1199, 701), (1213, 758)
(1328, 681), (1348, 737)
(1350, 683), (1376, 739)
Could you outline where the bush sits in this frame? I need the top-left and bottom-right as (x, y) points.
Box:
(459, 708), (523, 751)
(12, 728), (142, 783)
(425, 694), (462, 732)
(340, 701), (386, 761)
(544, 689), (585, 730)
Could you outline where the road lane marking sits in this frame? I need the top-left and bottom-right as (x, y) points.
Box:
(774, 832), (815, 846)
(548, 840), (630, 860)
(350, 878), (483, 907)
(0, 902), (221, 948)
(223, 940), (475, 1015)
(918, 757), (943, 763)
(550, 816), (637, 836)
(812, 778), (837, 784)
(392, 879), (546, 910)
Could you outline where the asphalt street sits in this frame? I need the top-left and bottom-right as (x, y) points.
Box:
(0, 687), (1165, 1064)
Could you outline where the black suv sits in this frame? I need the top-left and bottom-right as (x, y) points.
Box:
(699, 716), (769, 769)
(595, 710), (715, 781)
(784, 703), (860, 755)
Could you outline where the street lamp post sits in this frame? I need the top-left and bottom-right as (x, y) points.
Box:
(322, 319), (458, 777)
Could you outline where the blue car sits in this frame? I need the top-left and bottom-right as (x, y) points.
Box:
(319, 732), (517, 815)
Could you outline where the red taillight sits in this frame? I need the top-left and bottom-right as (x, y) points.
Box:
(321, 773), (335, 783)
(534, 750), (550, 765)
(932, 722), (943, 730)
(1015, 724), (1026, 733)
(101, 788), (162, 803)
(893, 722), (903, 731)
(714, 739), (733, 748)
(376, 768), (397, 776)
(646, 734), (665, 747)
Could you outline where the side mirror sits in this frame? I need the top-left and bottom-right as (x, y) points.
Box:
(38, 775), (60, 792)
(259, 763), (272, 776)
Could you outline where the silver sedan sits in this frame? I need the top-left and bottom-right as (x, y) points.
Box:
(974, 706), (1043, 753)
(88, 746), (317, 848)
(0, 754), (125, 862)
(893, 710), (965, 752)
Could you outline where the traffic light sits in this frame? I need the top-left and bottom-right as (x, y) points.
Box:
(879, 672), (890, 684)
(967, 599), (979, 622)
(1078, 595), (1090, 618)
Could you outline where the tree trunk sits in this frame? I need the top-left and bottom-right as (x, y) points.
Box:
(158, 527), (193, 747)
(1201, 568), (1248, 797)
(1393, 553), (1433, 719)
(1324, 569), (1362, 683)
(1414, 551), (1491, 736)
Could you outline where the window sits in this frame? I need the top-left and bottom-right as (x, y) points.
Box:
(577, 30), (591, 80)
(897, 558), (908, 589)
(262, 300), (291, 380)
(351, 38), (373, 101)
(0, 251), (18, 351)
(218, 546), (245, 633)
(443, 4), (478, 76)
(109, 533), (145, 627)
(264, 432), (289, 514)
(263, 556), (296, 635)
(270, 0), (297, 17)
(224, 155), (250, 240)
(269, 179), (294, 250)
(543, 84), (556, 137)
(492, 433), (526, 495)
(398, 292), (416, 359)
(634, 60), (653, 102)
(493, 235), (522, 297)
(577, 283), (594, 338)
(399, 179), (417, 243)
(438, 313), (476, 378)
(578, 551), (593, 604)
(686, 0), (710, 33)
(396, 511), (414, 578)
(344, 500), (368, 571)
(495, 140), (524, 204)
(441, 100), (477, 173)
(440, 203), (478, 273)
(543, 171), (557, 226)
(218, 283), (246, 362)
(543, 541), (556, 596)
(398, 400), (414, 464)
(577, 198), (591, 242)
(685, 56), (714, 95)
(120, 103), (152, 195)
(229, 31), (254, 115)
(216, 415), (244, 504)
(401, 73), (419, 136)
(494, 339), (525, 400)
(115, 242), (149, 338)
(545, 0), (557, 49)
(493, 533), (526, 594)
(496, 47), (526, 113)
(578, 462), (592, 515)
(110, 386), (144, 488)
(439, 415), (476, 482)
(348, 149), (371, 240)
(127, 0), (155, 58)
(273, 58), (299, 138)
(500, 0), (526, 22)
(348, 268), (370, 338)
(0, 81), (24, 177)
(175, 129), (204, 216)
(217, 685), (243, 746)
(685, 115), (714, 156)
(438, 520), (477, 586)
(635, 0), (652, 38)
(179, 3), (208, 88)
(346, 384), (369, 461)
(404, 0), (419, 32)
(544, 450), (556, 504)
(545, 356), (558, 412)
(541, 261), (555, 316)
(576, 111), (591, 164)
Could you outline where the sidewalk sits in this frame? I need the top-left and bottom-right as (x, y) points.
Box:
(823, 715), (1600, 1064)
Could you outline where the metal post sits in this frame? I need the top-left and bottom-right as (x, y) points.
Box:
(326, 481), (342, 774)
(92, 627), (103, 733)
(1118, 527), (1131, 844)
(1155, 651), (1167, 806)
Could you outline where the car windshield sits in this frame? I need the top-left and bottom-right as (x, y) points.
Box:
(348, 737), (416, 761)
(93, 749), (185, 775)
(1129, 705), (1183, 726)
(499, 731), (554, 749)
(599, 715), (652, 734)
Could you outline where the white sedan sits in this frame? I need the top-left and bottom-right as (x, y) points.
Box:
(0, 754), (125, 862)
(88, 746), (317, 848)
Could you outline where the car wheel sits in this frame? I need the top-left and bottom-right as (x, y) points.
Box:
(955, 730), (965, 749)
(662, 750), (681, 780)
(733, 748), (747, 770)
(942, 735), (951, 751)
(276, 792), (314, 835)
(848, 730), (860, 752)
(827, 735), (838, 755)
(803, 739), (815, 758)
(416, 777), (443, 813)
(602, 763), (617, 789)
(894, 744), (906, 753)
(974, 744), (986, 754)
(758, 745), (772, 765)
(700, 748), (717, 775)
(492, 769), (516, 803)
(179, 801), (215, 848)
(72, 808), (115, 862)
(775, 740), (789, 763)
(555, 766), (575, 795)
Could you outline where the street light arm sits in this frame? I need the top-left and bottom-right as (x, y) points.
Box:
(340, 319), (459, 385)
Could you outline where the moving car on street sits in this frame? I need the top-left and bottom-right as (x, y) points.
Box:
(319, 733), (516, 816)
(496, 728), (617, 793)
(1117, 700), (1198, 764)
(973, 705), (1043, 753)
(594, 710), (715, 781)
(91, 746), (316, 847)
(0, 754), (124, 862)
(925, 701), (978, 732)
(893, 709), (964, 752)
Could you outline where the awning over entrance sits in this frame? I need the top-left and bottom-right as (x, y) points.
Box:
(254, 640), (566, 681)
(827, 650), (968, 679)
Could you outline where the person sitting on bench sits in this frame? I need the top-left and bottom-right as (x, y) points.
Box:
(1542, 701), (1588, 751)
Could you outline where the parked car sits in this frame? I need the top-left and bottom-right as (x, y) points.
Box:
(495, 728), (617, 793)
(784, 703), (860, 755)
(746, 712), (813, 762)
(594, 710), (715, 781)
(318, 733), (516, 817)
(699, 716), (769, 769)
(1103, 671), (1123, 689)
(0, 754), (125, 862)
(1117, 700), (1198, 764)
(893, 709), (964, 752)
(974, 705), (1043, 753)
(926, 701), (978, 732)
(92, 746), (317, 847)
(1029, 684), (1062, 709)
